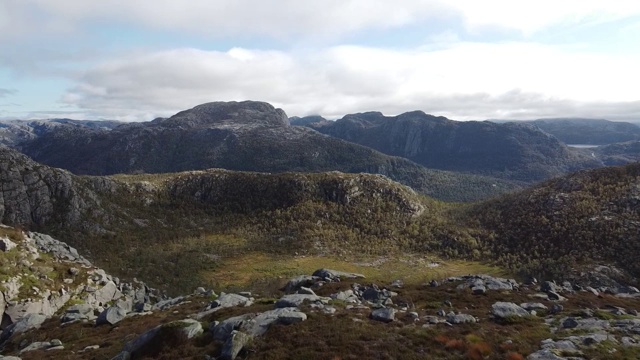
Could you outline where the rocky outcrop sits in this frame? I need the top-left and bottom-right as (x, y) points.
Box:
(0, 229), (160, 346)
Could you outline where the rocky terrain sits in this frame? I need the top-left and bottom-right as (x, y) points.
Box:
(0, 102), (521, 203)
(1, 226), (640, 359)
(294, 111), (601, 183)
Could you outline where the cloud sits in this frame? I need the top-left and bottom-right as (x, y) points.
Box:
(0, 88), (17, 97)
(3, 1), (639, 42)
(60, 43), (640, 121)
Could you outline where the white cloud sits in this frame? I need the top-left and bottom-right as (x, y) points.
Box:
(4, 0), (639, 41)
(450, 0), (640, 34)
(61, 43), (640, 121)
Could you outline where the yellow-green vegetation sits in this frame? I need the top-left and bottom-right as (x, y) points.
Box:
(203, 252), (508, 291)
(20, 160), (640, 295)
(0, 225), (24, 241)
(41, 170), (491, 294)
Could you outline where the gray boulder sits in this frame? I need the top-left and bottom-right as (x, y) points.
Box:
(520, 303), (548, 311)
(491, 302), (531, 319)
(0, 237), (17, 252)
(249, 308), (307, 336)
(370, 308), (396, 323)
(212, 293), (253, 309)
(97, 306), (128, 325)
(220, 330), (251, 360)
(1, 313), (47, 342)
(541, 281), (561, 293)
(312, 269), (365, 281)
(283, 275), (320, 293)
(61, 303), (96, 323)
(275, 294), (323, 308)
(152, 296), (185, 311)
(212, 314), (256, 341)
(447, 313), (476, 324)
(117, 319), (203, 356)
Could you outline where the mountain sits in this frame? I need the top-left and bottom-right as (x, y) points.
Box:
(0, 118), (122, 147)
(468, 162), (640, 284)
(6, 101), (521, 202)
(296, 111), (601, 182)
(520, 118), (640, 145)
(593, 140), (640, 165)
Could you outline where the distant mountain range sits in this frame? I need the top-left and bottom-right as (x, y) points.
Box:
(491, 118), (640, 145)
(3, 102), (639, 203)
(0, 102), (519, 202)
(293, 112), (601, 182)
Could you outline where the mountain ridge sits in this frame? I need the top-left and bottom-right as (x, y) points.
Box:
(295, 111), (602, 182)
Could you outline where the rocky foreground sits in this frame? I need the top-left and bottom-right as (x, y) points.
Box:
(1, 227), (640, 359)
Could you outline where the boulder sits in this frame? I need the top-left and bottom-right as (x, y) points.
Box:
(541, 281), (561, 294)
(220, 330), (251, 360)
(211, 293), (253, 309)
(61, 303), (96, 323)
(212, 314), (256, 341)
(491, 302), (531, 319)
(446, 313), (476, 324)
(0, 237), (17, 252)
(152, 296), (186, 311)
(283, 275), (320, 293)
(471, 285), (486, 295)
(370, 308), (396, 323)
(520, 303), (548, 311)
(312, 269), (365, 281)
(89, 281), (122, 306)
(97, 307), (127, 326)
(117, 319), (203, 356)
(249, 308), (307, 336)
(275, 294), (323, 308)
(1, 313), (47, 342)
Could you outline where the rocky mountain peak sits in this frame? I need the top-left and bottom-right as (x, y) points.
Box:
(158, 100), (290, 129)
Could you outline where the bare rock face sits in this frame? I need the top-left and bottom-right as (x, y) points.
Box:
(0, 146), (83, 226)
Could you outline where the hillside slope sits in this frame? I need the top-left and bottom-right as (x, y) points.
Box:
(297, 111), (601, 182)
(468, 162), (640, 283)
(10, 102), (520, 202)
(0, 146), (466, 293)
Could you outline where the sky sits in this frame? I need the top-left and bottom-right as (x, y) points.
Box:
(1, 1), (639, 122)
